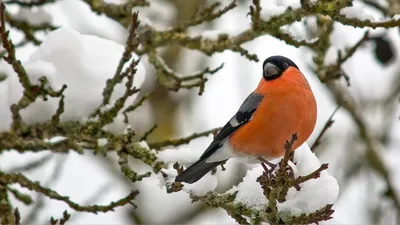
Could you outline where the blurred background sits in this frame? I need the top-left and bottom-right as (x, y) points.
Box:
(0, 0), (399, 224)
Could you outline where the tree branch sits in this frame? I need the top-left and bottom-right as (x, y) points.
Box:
(0, 171), (139, 214)
(4, 0), (56, 7)
(82, 0), (148, 27)
(311, 106), (340, 152)
(148, 127), (221, 150)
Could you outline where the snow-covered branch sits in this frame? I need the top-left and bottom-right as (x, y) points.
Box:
(158, 135), (339, 224)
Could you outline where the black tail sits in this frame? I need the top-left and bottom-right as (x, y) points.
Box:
(175, 159), (224, 184)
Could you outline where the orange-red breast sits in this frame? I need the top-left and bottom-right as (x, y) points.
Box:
(175, 56), (317, 184)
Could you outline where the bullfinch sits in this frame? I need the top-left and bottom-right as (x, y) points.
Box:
(175, 55), (317, 184)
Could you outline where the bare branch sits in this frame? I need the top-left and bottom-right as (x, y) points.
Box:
(148, 50), (224, 94)
(0, 171), (139, 214)
(24, 157), (66, 224)
(0, 3), (33, 91)
(321, 31), (370, 85)
(7, 186), (33, 205)
(51, 94), (65, 127)
(311, 106), (340, 152)
(249, 0), (261, 30)
(293, 163), (329, 186)
(82, 0), (148, 27)
(139, 124), (157, 141)
(95, 12), (140, 113)
(123, 92), (153, 123)
(14, 208), (21, 225)
(5, 11), (56, 45)
(6, 154), (53, 173)
(148, 127), (221, 150)
(50, 210), (71, 225)
(280, 133), (298, 168)
(173, 0), (237, 32)
(311, 13), (400, 216)
(4, 0), (56, 7)
(0, 183), (15, 224)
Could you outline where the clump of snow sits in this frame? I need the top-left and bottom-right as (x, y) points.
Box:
(340, 2), (375, 21)
(138, 141), (150, 149)
(228, 143), (339, 217)
(261, 5), (287, 21)
(158, 167), (218, 196)
(324, 46), (340, 66)
(278, 144), (339, 217)
(157, 147), (202, 166)
(260, 0), (301, 21)
(158, 167), (177, 188)
(97, 138), (108, 147)
(137, 0), (176, 30)
(44, 136), (67, 144)
(182, 173), (218, 196)
(3, 27), (152, 133)
(228, 166), (267, 210)
(46, 0), (127, 44)
(14, 8), (52, 26)
(157, 147), (218, 196)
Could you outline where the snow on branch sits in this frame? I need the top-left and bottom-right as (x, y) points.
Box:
(159, 134), (339, 224)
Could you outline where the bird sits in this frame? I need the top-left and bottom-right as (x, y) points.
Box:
(175, 55), (317, 184)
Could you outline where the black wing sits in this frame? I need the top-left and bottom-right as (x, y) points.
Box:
(199, 92), (263, 160)
(175, 92), (264, 184)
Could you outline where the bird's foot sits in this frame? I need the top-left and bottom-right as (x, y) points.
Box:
(257, 156), (277, 174)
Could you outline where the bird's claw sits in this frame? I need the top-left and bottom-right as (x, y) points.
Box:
(257, 156), (277, 174)
(261, 162), (277, 174)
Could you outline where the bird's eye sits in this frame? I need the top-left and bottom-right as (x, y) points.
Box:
(283, 62), (289, 68)
(263, 63), (280, 79)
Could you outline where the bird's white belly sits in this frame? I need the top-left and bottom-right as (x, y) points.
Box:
(205, 139), (277, 164)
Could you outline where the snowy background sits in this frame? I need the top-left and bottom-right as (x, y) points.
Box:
(0, 0), (399, 224)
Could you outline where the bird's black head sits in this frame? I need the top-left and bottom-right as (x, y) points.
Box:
(262, 55), (299, 81)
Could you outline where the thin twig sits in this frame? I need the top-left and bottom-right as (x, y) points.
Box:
(280, 133), (298, 168)
(249, 0), (261, 30)
(6, 154), (53, 173)
(147, 50), (224, 94)
(4, 0), (56, 7)
(123, 92), (153, 123)
(293, 163), (329, 185)
(172, 0), (237, 32)
(148, 127), (221, 150)
(50, 210), (70, 225)
(95, 12), (140, 114)
(311, 106), (340, 152)
(139, 124), (157, 141)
